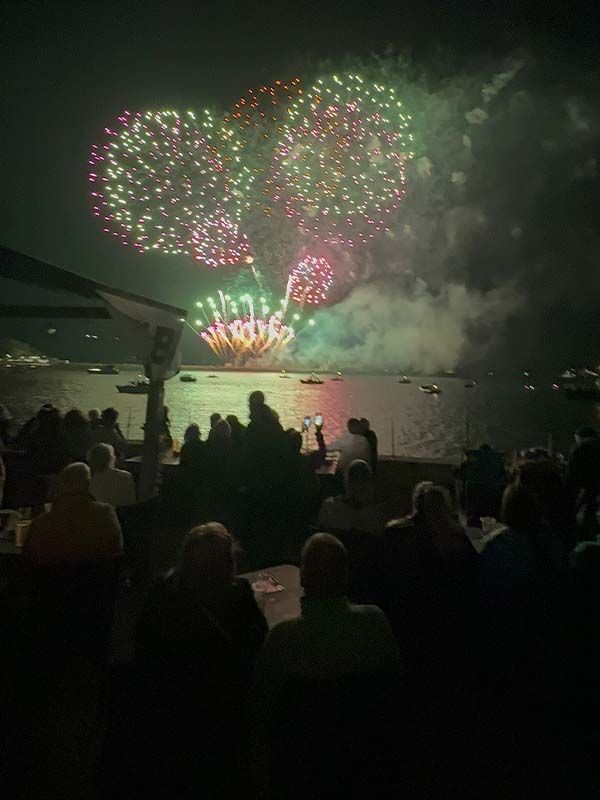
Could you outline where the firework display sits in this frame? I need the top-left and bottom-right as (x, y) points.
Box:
(191, 290), (300, 364)
(191, 211), (251, 267)
(223, 78), (302, 213)
(289, 255), (334, 305)
(271, 73), (414, 245)
(89, 109), (245, 260)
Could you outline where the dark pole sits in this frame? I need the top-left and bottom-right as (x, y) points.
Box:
(139, 379), (164, 500)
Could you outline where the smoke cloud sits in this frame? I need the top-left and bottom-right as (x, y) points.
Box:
(281, 51), (600, 372)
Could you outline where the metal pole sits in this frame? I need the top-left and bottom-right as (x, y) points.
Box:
(139, 379), (164, 501)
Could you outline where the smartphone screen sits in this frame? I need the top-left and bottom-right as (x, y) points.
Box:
(315, 414), (323, 427)
(303, 416), (311, 429)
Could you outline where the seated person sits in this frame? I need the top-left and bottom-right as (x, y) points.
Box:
(93, 407), (127, 458)
(179, 423), (204, 469)
(318, 459), (387, 535)
(253, 533), (402, 703)
(24, 462), (123, 565)
(135, 522), (267, 686)
(89, 443), (136, 508)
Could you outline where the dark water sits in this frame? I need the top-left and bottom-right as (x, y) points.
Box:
(1, 368), (598, 461)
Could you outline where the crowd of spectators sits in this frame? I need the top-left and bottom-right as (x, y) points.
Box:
(2, 395), (600, 797)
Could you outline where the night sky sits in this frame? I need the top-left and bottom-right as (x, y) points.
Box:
(1, 1), (598, 367)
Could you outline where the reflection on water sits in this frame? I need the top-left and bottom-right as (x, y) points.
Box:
(0, 368), (598, 459)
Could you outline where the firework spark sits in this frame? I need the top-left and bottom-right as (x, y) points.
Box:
(289, 255), (334, 306)
(190, 290), (312, 365)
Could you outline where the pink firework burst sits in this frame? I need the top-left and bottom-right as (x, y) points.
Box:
(289, 256), (334, 305)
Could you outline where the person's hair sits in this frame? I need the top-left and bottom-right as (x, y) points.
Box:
(56, 462), (91, 497)
(301, 533), (349, 599)
(412, 481), (435, 515)
(249, 390), (265, 410)
(576, 426), (598, 441)
(286, 428), (303, 454)
(184, 423), (201, 443)
(347, 417), (361, 434)
(359, 417), (370, 431)
(226, 414), (244, 434)
(209, 412), (221, 428)
(501, 482), (541, 530)
(175, 523), (235, 587)
(209, 419), (231, 440)
(37, 405), (62, 433)
(88, 442), (115, 473)
(101, 407), (119, 425)
(64, 409), (88, 430)
(88, 409), (101, 422)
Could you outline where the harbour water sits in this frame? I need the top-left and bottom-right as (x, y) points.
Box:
(1, 367), (598, 460)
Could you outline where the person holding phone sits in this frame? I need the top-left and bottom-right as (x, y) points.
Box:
(329, 418), (372, 474)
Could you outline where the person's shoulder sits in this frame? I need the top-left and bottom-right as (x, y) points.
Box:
(384, 516), (417, 533)
(349, 602), (387, 619)
(114, 468), (134, 482)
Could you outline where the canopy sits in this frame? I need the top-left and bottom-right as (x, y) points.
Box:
(0, 245), (186, 380)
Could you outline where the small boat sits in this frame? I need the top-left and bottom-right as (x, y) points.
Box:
(331, 371), (344, 382)
(279, 369), (291, 379)
(88, 364), (120, 375)
(301, 373), (324, 385)
(464, 380), (477, 389)
(208, 374), (218, 379)
(398, 375), (411, 384)
(419, 384), (442, 394)
(179, 373), (197, 383)
(116, 380), (149, 394)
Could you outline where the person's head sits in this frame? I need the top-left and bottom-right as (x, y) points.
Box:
(347, 417), (361, 435)
(37, 404), (61, 433)
(412, 481), (452, 520)
(226, 414), (243, 433)
(184, 423), (201, 443)
(88, 409), (101, 425)
(209, 412), (221, 429)
(575, 426), (599, 445)
(301, 533), (349, 600)
(175, 522), (235, 587)
(359, 417), (370, 433)
(501, 482), (541, 530)
(64, 408), (88, 431)
(88, 443), (115, 474)
(249, 390), (265, 414)
(286, 428), (303, 454)
(209, 419), (231, 440)
(101, 407), (119, 427)
(55, 462), (91, 498)
(345, 458), (373, 502)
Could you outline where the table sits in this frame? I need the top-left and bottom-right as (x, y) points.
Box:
(240, 564), (302, 629)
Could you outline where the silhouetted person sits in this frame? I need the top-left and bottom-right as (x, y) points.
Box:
(226, 414), (246, 448)
(382, 482), (477, 675)
(63, 408), (94, 462)
(568, 426), (600, 538)
(329, 417), (372, 473)
(89, 443), (136, 508)
(25, 404), (70, 477)
(209, 412), (222, 429)
(359, 417), (378, 471)
(88, 408), (101, 430)
(134, 523), (267, 796)
(179, 423), (204, 470)
(319, 458), (386, 535)
(254, 532), (401, 697)
(25, 463), (123, 565)
(94, 407), (126, 458)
